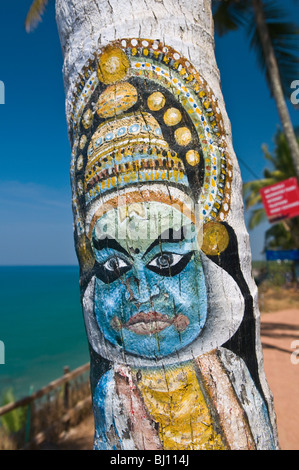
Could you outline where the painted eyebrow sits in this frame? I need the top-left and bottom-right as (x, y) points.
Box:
(142, 227), (186, 259)
(92, 236), (133, 259)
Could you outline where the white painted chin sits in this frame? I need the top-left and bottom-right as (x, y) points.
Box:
(82, 253), (245, 367)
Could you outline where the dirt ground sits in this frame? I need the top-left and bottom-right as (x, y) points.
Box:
(260, 308), (299, 450)
(51, 289), (299, 451)
(258, 286), (299, 314)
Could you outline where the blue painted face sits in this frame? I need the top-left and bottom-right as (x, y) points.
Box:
(91, 207), (208, 359)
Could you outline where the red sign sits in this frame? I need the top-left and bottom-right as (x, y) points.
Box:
(260, 177), (299, 223)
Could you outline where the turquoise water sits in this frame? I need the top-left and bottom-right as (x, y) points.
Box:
(0, 266), (90, 400)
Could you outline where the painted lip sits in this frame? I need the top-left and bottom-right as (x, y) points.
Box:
(124, 311), (172, 336)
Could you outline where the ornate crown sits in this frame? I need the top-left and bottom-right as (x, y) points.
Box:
(69, 38), (233, 247)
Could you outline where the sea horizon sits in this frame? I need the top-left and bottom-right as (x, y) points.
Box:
(0, 259), (265, 403)
(0, 265), (90, 402)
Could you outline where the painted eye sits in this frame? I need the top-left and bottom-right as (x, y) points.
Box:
(148, 254), (181, 269)
(103, 257), (130, 272)
(146, 252), (194, 277)
(95, 256), (132, 284)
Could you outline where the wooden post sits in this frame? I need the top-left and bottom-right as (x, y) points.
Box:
(63, 366), (70, 411)
(0, 363), (90, 418)
(24, 385), (34, 444)
(55, 0), (280, 450)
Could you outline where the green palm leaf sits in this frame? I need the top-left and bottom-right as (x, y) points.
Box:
(248, 207), (267, 229)
(25, 0), (50, 33)
(212, 0), (299, 102)
(242, 128), (299, 248)
(264, 130), (298, 177)
(213, 0), (252, 36)
(265, 223), (294, 249)
(243, 178), (278, 207)
(245, 192), (263, 209)
(248, 1), (299, 100)
(244, 129), (298, 210)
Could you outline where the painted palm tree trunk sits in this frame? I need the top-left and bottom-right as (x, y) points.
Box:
(56, 0), (279, 450)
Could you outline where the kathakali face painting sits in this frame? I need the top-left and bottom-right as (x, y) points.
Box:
(68, 38), (236, 363)
(91, 203), (207, 358)
(67, 38), (277, 451)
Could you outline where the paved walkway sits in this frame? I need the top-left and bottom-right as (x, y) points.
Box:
(260, 309), (299, 450)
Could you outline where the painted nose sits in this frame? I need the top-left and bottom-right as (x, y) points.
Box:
(125, 266), (160, 306)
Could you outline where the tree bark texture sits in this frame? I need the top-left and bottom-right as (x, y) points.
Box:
(252, 0), (299, 180)
(55, 0), (279, 450)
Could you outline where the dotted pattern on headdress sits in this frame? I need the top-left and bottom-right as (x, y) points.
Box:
(68, 38), (233, 239)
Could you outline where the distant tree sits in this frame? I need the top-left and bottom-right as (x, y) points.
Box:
(213, 0), (299, 178)
(243, 128), (299, 249)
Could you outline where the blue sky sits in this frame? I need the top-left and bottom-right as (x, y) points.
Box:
(0, 0), (298, 264)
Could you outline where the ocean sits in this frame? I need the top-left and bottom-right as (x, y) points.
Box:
(0, 266), (90, 401)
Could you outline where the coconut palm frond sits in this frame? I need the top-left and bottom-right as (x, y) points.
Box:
(265, 169), (287, 179)
(212, 0), (252, 36)
(263, 168), (273, 179)
(248, 207), (267, 229)
(262, 143), (278, 166)
(213, 0), (299, 102)
(244, 129), (298, 206)
(265, 129), (298, 177)
(243, 128), (299, 248)
(245, 191), (263, 209)
(247, 1), (299, 101)
(265, 223), (294, 250)
(25, 0), (50, 33)
(243, 178), (275, 194)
